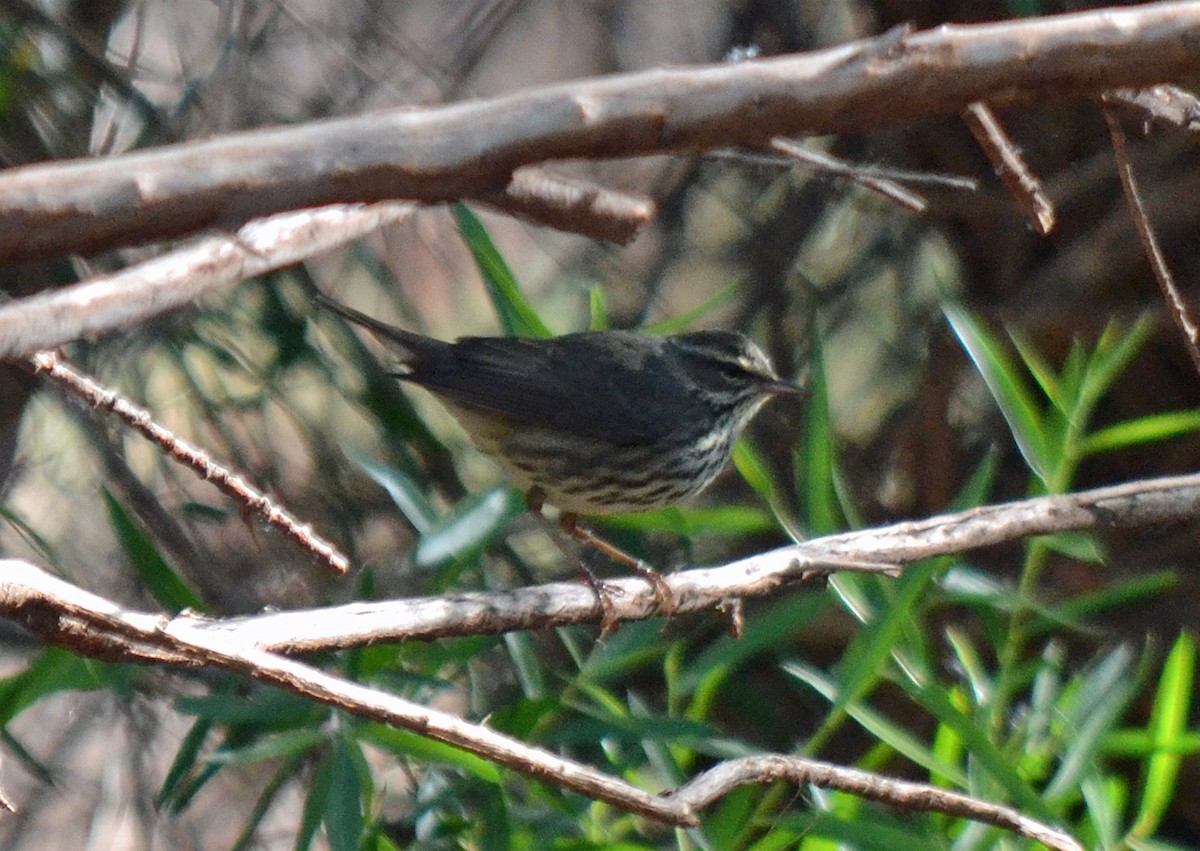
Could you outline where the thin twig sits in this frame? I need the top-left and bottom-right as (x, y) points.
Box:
(1102, 84), (1200, 133)
(673, 756), (1082, 851)
(27, 351), (350, 575)
(770, 138), (927, 212)
(961, 101), (1055, 234)
(1104, 106), (1200, 376)
(486, 167), (655, 244)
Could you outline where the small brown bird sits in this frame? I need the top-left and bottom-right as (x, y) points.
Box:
(317, 293), (803, 628)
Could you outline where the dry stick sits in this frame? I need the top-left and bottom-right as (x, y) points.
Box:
(1103, 84), (1200, 133)
(204, 471), (1200, 653)
(0, 202), (418, 360)
(486, 167), (655, 244)
(769, 138), (928, 212)
(1103, 105), (1200, 376)
(27, 351), (350, 575)
(673, 756), (1083, 851)
(0, 3), (1196, 262)
(961, 101), (1056, 235)
(0, 558), (1082, 850)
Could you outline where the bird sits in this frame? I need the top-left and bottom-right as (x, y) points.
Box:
(316, 292), (804, 630)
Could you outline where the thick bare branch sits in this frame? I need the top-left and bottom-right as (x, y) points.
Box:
(0, 3), (1197, 261)
(203, 472), (1200, 652)
(0, 557), (1086, 847)
(0, 202), (414, 359)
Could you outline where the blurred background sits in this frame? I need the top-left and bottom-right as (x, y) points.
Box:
(0, 1), (1197, 848)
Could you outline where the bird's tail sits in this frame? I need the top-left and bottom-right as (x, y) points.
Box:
(313, 291), (433, 366)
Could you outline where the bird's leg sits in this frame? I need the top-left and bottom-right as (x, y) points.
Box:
(559, 513), (676, 619)
(525, 490), (618, 634)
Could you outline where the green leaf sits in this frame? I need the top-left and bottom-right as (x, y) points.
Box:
(358, 724), (503, 783)
(297, 746), (332, 851)
(0, 648), (111, 725)
(158, 717), (213, 810)
(323, 737), (365, 851)
(821, 559), (943, 737)
(1037, 530), (1105, 563)
(345, 447), (436, 534)
(206, 729), (328, 766)
(1045, 645), (1144, 802)
(732, 439), (774, 504)
(782, 661), (968, 787)
(642, 280), (741, 334)
(175, 686), (321, 729)
(587, 285), (609, 330)
(103, 489), (206, 614)
(452, 203), (551, 338)
(1078, 316), (1154, 413)
(907, 679), (1051, 818)
(413, 486), (524, 569)
(794, 338), (841, 536)
(1081, 410), (1200, 455)
(1129, 632), (1195, 839)
(600, 504), (776, 537)
(945, 305), (1050, 482)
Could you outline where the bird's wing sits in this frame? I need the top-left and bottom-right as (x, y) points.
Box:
(403, 333), (674, 445)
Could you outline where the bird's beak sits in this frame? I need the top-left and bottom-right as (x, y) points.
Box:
(767, 379), (808, 398)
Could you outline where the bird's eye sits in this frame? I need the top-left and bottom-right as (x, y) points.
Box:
(717, 361), (747, 381)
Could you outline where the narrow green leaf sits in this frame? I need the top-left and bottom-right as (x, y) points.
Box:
(906, 680), (1051, 818)
(103, 489), (206, 614)
(643, 280), (741, 334)
(1129, 632), (1195, 839)
(1038, 531), (1105, 563)
(1046, 645), (1144, 801)
(1009, 328), (1064, 414)
(782, 661), (968, 787)
(1081, 410), (1200, 455)
(345, 447), (436, 534)
(503, 630), (548, 701)
(825, 559), (942, 725)
(158, 717), (213, 809)
(600, 504), (776, 537)
(323, 737), (364, 851)
(945, 305), (1050, 482)
(296, 747), (331, 851)
(732, 439), (774, 504)
(1081, 773), (1128, 851)
(0, 648), (109, 725)
(452, 203), (551, 338)
(358, 724), (503, 783)
(588, 285), (609, 330)
(413, 486), (524, 568)
(1078, 316), (1154, 412)
(206, 729), (328, 766)
(794, 339), (840, 536)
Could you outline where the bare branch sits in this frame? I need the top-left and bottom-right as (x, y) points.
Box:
(1102, 84), (1200, 132)
(0, 3), (1197, 261)
(484, 168), (655, 244)
(203, 472), (1200, 652)
(673, 756), (1082, 851)
(0, 558), (1085, 847)
(961, 102), (1055, 234)
(1104, 107), (1200, 376)
(27, 351), (349, 574)
(770, 138), (928, 212)
(0, 202), (415, 359)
